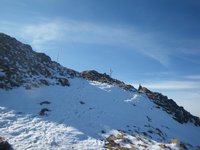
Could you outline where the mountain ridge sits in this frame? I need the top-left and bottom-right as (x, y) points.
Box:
(0, 32), (79, 89)
(1, 32), (199, 125)
(138, 85), (200, 126)
(81, 70), (136, 92)
(0, 32), (200, 149)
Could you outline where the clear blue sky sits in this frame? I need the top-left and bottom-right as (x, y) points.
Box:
(1, 0), (200, 116)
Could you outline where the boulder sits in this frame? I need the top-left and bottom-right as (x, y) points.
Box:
(0, 137), (11, 150)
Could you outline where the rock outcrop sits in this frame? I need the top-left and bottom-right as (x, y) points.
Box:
(138, 85), (200, 126)
(0, 137), (11, 150)
(0, 33), (79, 89)
(81, 70), (136, 92)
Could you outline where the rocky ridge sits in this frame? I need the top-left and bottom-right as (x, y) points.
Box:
(0, 32), (199, 128)
(138, 85), (200, 126)
(1, 32), (200, 149)
(81, 70), (136, 92)
(0, 33), (79, 89)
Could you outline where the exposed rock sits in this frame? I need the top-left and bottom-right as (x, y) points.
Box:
(81, 70), (136, 92)
(80, 101), (85, 104)
(0, 137), (11, 150)
(138, 85), (200, 126)
(40, 101), (51, 105)
(57, 78), (70, 86)
(0, 32), (79, 89)
(39, 108), (50, 116)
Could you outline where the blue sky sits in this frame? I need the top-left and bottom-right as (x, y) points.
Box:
(1, 0), (200, 116)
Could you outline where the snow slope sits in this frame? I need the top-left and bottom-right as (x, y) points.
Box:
(1, 78), (200, 149)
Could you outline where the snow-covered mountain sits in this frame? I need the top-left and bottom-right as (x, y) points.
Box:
(0, 33), (200, 150)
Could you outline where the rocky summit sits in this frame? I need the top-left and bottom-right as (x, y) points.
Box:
(81, 70), (136, 92)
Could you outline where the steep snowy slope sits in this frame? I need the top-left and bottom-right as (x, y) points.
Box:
(1, 79), (200, 149)
(0, 33), (200, 149)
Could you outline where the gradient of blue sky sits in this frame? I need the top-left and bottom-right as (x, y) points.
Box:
(1, 0), (200, 116)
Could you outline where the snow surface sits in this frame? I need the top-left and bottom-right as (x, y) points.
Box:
(0, 78), (200, 149)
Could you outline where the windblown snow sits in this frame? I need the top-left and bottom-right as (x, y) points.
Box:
(0, 78), (200, 149)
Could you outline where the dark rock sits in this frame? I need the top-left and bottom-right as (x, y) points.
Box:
(39, 108), (50, 116)
(101, 130), (106, 134)
(180, 142), (188, 150)
(148, 130), (153, 134)
(80, 101), (85, 104)
(146, 116), (151, 122)
(40, 101), (51, 105)
(39, 79), (49, 86)
(138, 85), (200, 126)
(81, 70), (136, 92)
(58, 78), (70, 86)
(0, 137), (11, 150)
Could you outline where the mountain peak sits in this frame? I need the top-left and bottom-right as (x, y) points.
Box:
(81, 70), (136, 91)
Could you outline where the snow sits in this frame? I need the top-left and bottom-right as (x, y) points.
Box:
(0, 77), (200, 149)
(0, 107), (104, 150)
